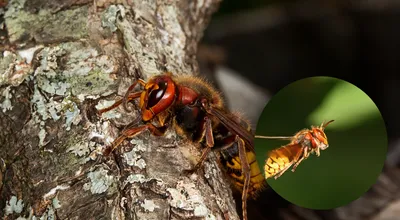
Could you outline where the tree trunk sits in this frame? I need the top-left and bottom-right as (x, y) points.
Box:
(0, 0), (240, 219)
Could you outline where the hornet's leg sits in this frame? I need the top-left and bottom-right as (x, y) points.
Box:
(236, 135), (250, 220)
(291, 147), (309, 172)
(199, 133), (252, 220)
(97, 92), (142, 115)
(98, 79), (146, 115)
(103, 123), (167, 156)
(273, 162), (294, 180)
(185, 116), (214, 174)
(274, 146), (304, 179)
(315, 145), (321, 157)
(122, 79), (146, 112)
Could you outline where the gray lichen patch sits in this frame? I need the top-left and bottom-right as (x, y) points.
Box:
(37, 78), (70, 96)
(31, 84), (82, 146)
(167, 181), (211, 217)
(125, 174), (163, 185)
(101, 5), (125, 33)
(52, 197), (62, 209)
(4, 196), (24, 215)
(0, 86), (13, 112)
(4, 0), (88, 44)
(83, 167), (116, 194)
(65, 132), (101, 164)
(63, 100), (81, 131)
(125, 153), (146, 169)
(66, 140), (91, 158)
(141, 199), (160, 212)
(123, 139), (148, 169)
(38, 127), (47, 147)
(0, 50), (32, 87)
(95, 100), (122, 119)
(30, 84), (50, 146)
(126, 174), (147, 184)
(31, 84), (51, 121)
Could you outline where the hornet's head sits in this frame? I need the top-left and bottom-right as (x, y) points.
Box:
(311, 120), (334, 150)
(139, 74), (176, 122)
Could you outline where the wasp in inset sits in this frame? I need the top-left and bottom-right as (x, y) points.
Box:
(97, 72), (266, 220)
(255, 120), (334, 180)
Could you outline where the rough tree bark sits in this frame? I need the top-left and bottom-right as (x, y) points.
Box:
(0, 0), (241, 219)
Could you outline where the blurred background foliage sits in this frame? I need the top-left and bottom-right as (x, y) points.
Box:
(254, 76), (387, 210)
(308, 77), (381, 129)
(197, 0), (400, 219)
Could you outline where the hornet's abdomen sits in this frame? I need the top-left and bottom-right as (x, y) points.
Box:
(220, 143), (265, 199)
(264, 144), (302, 178)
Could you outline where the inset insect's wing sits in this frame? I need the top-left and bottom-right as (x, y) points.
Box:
(206, 107), (255, 151)
(264, 144), (303, 179)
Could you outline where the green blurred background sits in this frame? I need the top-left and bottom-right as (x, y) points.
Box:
(254, 76), (387, 209)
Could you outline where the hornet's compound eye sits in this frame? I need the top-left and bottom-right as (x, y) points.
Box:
(147, 82), (168, 108)
(313, 129), (328, 144)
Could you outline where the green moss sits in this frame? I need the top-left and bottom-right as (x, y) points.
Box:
(35, 42), (116, 98)
(66, 69), (115, 97)
(4, 2), (88, 43)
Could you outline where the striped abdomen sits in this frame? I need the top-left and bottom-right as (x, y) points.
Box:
(220, 145), (266, 199)
(264, 143), (303, 178)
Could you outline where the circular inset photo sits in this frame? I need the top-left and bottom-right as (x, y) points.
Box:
(254, 76), (387, 209)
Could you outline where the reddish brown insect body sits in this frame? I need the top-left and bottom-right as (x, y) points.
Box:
(256, 120), (334, 179)
(98, 72), (266, 220)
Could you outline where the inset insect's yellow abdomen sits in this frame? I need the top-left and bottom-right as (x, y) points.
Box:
(264, 149), (292, 178)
